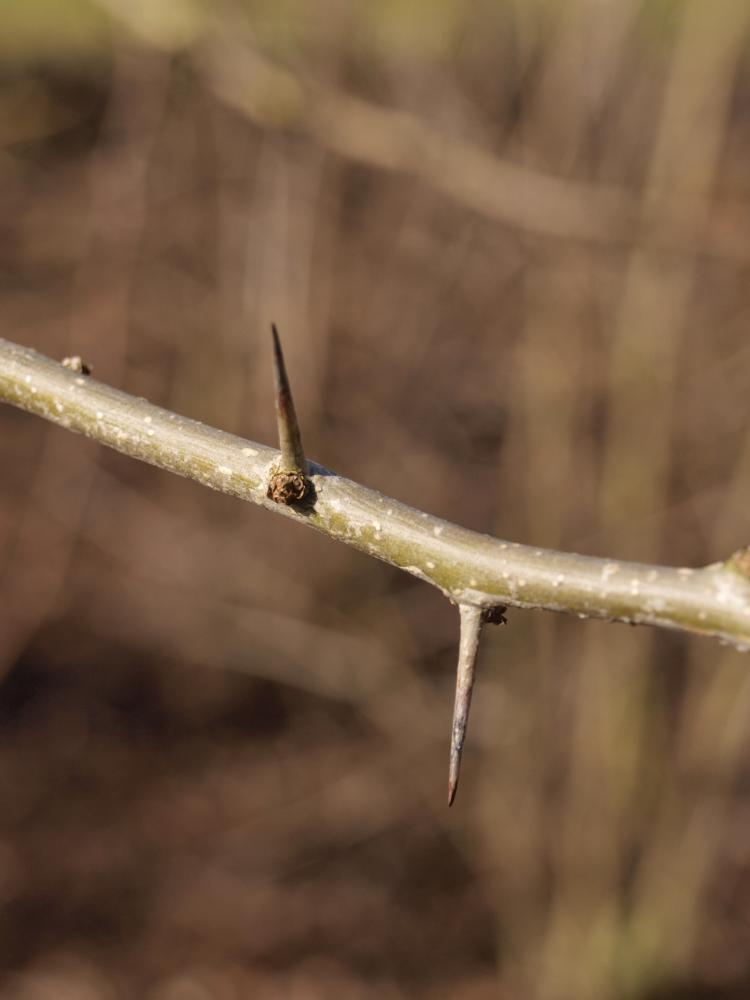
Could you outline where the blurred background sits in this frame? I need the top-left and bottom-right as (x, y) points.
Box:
(1, 1), (750, 997)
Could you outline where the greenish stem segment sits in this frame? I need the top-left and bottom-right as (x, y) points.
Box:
(1, 336), (749, 650)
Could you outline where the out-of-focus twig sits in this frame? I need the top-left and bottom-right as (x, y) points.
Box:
(0, 48), (170, 680)
(201, 40), (750, 262)
(542, 3), (750, 992)
(1, 336), (749, 650)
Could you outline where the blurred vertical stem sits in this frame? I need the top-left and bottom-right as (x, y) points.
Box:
(542, 2), (750, 996)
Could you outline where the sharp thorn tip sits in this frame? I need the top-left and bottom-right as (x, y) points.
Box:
(268, 323), (309, 483)
(446, 603), (483, 809)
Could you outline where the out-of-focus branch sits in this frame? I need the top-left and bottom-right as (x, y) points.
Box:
(200, 41), (750, 262)
(1, 336), (749, 650)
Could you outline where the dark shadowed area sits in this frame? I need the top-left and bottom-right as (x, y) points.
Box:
(1, 2), (750, 998)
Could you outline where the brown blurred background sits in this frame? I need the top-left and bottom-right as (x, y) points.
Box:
(1, 1), (750, 997)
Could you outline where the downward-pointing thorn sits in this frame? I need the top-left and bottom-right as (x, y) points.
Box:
(448, 603), (484, 807)
(268, 324), (311, 505)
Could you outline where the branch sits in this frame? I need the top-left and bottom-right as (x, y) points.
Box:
(1, 336), (749, 656)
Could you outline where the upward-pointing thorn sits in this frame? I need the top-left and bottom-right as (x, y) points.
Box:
(268, 324), (311, 505)
(271, 323), (308, 476)
(448, 604), (485, 807)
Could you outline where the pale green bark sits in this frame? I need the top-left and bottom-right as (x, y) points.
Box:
(1, 337), (749, 650)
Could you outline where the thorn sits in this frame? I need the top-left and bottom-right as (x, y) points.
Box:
(271, 324), (308, 476)
(448, 603), (484, 807)
(268, 324), (311, 505)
